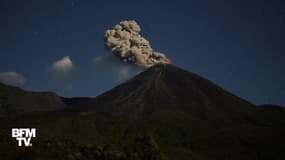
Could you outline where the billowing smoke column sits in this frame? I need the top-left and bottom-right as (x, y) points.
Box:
(104, 20), (171, 68)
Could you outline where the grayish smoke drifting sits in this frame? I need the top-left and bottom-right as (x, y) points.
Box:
(104, 20), (171, 68)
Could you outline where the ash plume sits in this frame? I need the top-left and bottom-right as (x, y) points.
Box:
(104, 20), (171, 68)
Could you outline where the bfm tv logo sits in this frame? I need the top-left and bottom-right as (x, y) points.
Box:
(11, 128), (36, 147)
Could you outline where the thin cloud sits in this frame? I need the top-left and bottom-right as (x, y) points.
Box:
(0, 72), (26, 85)
(92, 55), (142, 81)
(51, 56), (75, 74)
(93, 56), (104, 64)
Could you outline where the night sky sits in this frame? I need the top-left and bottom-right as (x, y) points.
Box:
(0, 0), (284, 106)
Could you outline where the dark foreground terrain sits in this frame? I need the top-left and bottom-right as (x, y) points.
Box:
(0, 64), (284, 160)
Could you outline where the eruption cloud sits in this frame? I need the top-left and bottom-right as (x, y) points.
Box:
(104, 20), (171, 68)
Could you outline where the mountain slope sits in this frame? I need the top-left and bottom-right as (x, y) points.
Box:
(0, 83), (66, 117)
(64, 64), (285, 159)
(71, 64), (260, 121)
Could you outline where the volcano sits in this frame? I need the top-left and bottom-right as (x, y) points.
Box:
(1, 64), (285, 160)
(71, 64), (276, 122)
